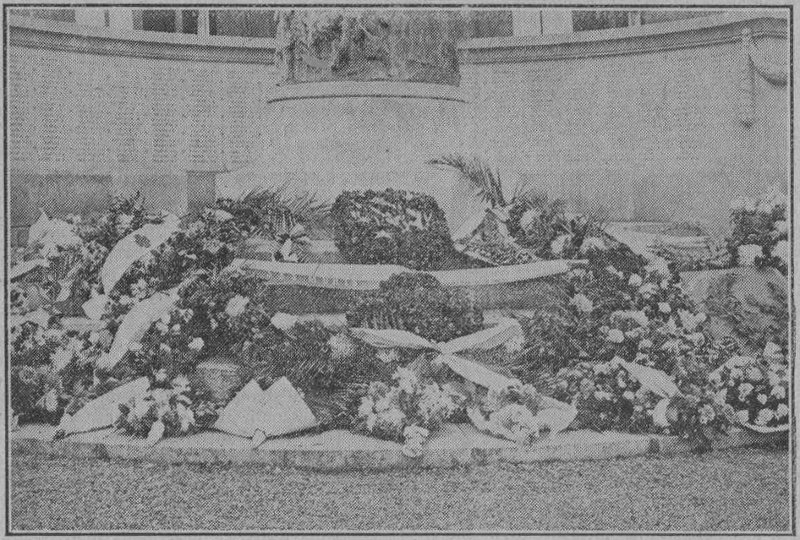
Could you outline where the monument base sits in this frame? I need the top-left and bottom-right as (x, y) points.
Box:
(217, 81), (482, 230)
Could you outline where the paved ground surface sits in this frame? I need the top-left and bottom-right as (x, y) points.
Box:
(9, 447), (791, 532)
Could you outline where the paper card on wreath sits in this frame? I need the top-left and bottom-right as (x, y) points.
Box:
(214, 377), (317, 441)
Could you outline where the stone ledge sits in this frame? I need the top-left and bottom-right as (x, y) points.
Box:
(10, 423), (786, 471)
(266, 81), (467, 104)
(459, 12), (788, 64)
(8, 14), (277, 65)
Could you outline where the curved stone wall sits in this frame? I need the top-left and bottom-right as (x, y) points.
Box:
(7, 15), (279, 230)
(6, 10), (790, 238)
(458, 11), (789, 230)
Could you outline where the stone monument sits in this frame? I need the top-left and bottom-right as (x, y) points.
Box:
(217, 10), (478, 229)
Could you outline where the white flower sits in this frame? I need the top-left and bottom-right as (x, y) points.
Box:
(757, 394), (768, 405)
(519, 208), (541, 229)
(550, 234), (571, 256)
(374, 396), (392, 413)
(698, 404), (716, 425)
(376, 349), (400, 364)
(735, 409), (750, 424)
(729, 368), (744, 380)
(176, 403), (195, 433)
(128, 341), (143, 352)
(607, 329), (625, 343)
(776, 403), (789, 419)
(708, 371), (723, 387)
(171, 375), (191, 394)
(746, 367), (764, 382)
(593, 363), (610, 376)
(771, 385), (787, 400)
(378, 408), (406, 430)
(774, 240), (789, 266)
(658, 302), (671, 314)
(393, 367), (418, 394)
(638, 339), (653, 350)
(570, 294), (593, 313)
(51, 347), (73, 372)
(504, 335), (524, 354)
(214, 209), (234, 221)
(678, 310), (706, 332)
(763, 342), (783, 360)
(593, 391), (613, 401)
(358, 397), (374, 418)
(714, 388), (728, 405)
(154, 369), (168, 383)
(628, 274), (643, 287)
(225, 295), (249, 317)
(117, 213), (133, 231)
(755, 408), (774, 426)
(188, 337), (204, 351)
(774, 220), (788, 234)
(579, 236), (606, 254)
(738, 383), (754, 400)
(737, 244), (763, 267)
(155, 321), (169, 334)
(623, 391), (635, 401)
(638, 283), (658, 298)
(159, 343), (172, 354)
(271, 312), (298, 332)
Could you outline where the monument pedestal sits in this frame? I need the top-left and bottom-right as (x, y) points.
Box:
(217, 81), (481, 230)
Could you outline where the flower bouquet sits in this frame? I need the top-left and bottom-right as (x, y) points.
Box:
(355, 367), (460, 457)
(115, 370), (218, 445)
(467, 383), (577, 446)
(709, 355), (789, 433)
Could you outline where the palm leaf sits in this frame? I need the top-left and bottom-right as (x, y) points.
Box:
(427, 154), (506, 208)
(236, 184), (330, 236)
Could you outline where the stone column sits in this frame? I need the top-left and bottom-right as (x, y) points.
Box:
(512, 9), (542, 35)
(197, 9), (210, 36)
(513, 9), (574, 36)
(107, 8), (134, 30)
(541, 10), (574, 34)
(74, 7), (107, 27)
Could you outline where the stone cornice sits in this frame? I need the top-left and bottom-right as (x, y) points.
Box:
(7, 15), (277, 65)
(458, 12), (788, 65)
(267, 81), (466, 104)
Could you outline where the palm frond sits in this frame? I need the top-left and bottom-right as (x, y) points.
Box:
(427, 154), (506, 208)
(241, 184), (330, 224)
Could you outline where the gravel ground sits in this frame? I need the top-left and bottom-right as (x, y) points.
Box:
(9, 447), (791, 533)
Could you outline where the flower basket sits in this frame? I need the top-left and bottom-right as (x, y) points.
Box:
(194, 359), (246, 403)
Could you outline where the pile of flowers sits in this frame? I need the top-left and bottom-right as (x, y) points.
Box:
(355, 367), (460, 457)
(9, 318), (106, 425)
(709, 354), (789, 430)
(115, 370), (218, 442)
(727, 190), (788, 274)
(506, 195), (607, 260)
(8, 185), (789, 457)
